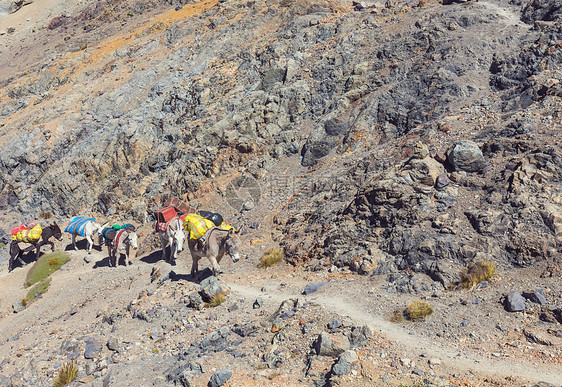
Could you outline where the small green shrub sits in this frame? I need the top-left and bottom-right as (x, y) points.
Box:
(258, 248), (284, 268)
(22, 278), (51, 306)
(404, 301), (433, 321)
(53, 360), (78, 387)
(205, 291), (228, 308)
(459, 260), (496, 288)
(25, 252), (69, 288)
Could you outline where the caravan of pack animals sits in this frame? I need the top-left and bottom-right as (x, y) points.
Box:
(7, 198), (241, 278)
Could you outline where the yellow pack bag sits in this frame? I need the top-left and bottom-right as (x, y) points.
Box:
(217, 222), (236, 232)
(183, 213), (215, 240)
(14, 224), (43, 243)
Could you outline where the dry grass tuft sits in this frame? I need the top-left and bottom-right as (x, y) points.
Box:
(205, 291), (228, 308)
(389, 309), (405, 323)
(404, 301), (434, 321)
(459, 260), (496, 288)
(39, 211), (53, 219)
(258, 248), (284, 268)
(22, 278), (52, 307)
(53, 360), (78, 387)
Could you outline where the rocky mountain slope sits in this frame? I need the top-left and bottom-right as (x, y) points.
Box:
(0, 0), (561, 385)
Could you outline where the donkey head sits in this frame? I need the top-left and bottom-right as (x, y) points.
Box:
(96, 222), (109, 243)
(225, 229), (241, 262)
(128, 231), (138, 250)
(52, 222), (63, 241)
(173, 227), (185, 254)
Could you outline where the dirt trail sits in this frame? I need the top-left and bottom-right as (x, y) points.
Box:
(228, 281), (562, 386)
(1, 244), (561, 385)
(477, 1), (529, 27)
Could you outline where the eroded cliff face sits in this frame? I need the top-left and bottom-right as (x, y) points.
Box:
(0, 0), (561, 278)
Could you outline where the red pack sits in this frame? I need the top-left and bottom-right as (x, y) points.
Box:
(155, 206), (178, 232)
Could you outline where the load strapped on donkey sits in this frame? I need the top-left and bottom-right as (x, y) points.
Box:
(154, 197), (235, 248)
(154, 197), (195, 233)
(183, 212), (235, 244)
(11, 222), (42, 243)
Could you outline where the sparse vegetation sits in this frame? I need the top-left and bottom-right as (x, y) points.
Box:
(39, 211), (52, 219)
(459, 260), (496, 289)
(389, 309), (405, 323)
(22, 278), (52, 306)
(205, 291), (228, 308)
(52, 360), (78, 387)
(404, 301), (434, 321)
(258, 248), (284, 268)
(268, 371), (281, 380)
(25, 252), (69, 288)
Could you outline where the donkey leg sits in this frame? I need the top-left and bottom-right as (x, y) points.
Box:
(9, 243), (19, 271)
(169, 237), (176, 265)
(107, 245), (113, 267)
(125, 246), (130, 266)
(209, 255), (221, 277)
(190, 255), (200, 279)
(72, 234), (78, 251)
(160, 234), (168, 262)
(85, 235), (93, 254)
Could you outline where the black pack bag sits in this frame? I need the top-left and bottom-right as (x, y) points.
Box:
(199, 211), (224, 227)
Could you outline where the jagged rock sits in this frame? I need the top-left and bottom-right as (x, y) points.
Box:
(167, 362), (205, 386)
(199, 276), (228, 301)
(313, 332), (350, 357)
(253, 297), (265, 309)
(540, 307), (562, 324)
(200, 326), (231, 351)
(188, 292), (204, 310)
(408, 156), (445, 186)
(435, 173), (450, 189)
(331, 350), (358, 375)
(232, 323), (260, 337)
(12, 300), (25, 313)
(209, 369), (232, 387)
(107, 338), (119, 352)
(348, 325), (373, 348)
(523, 290), (547, 305)
(327, 318), (342, 331)
(521, 0), (562, 23)
(505, 291), (526, 312)
(303, 281), (330, 295)
(84, 338), (102, 359)
(412, 142), (429, 159)
(446, 141), (487, 172)
(523, 329), (553, 345)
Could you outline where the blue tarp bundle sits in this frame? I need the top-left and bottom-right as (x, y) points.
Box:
(65, 217), (95, 237)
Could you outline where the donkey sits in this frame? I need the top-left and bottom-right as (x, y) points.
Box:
(188, 228), (241, 280)
(65, 217), (108, 254)
(108, 229), (138, 267)
(9, 222), (63, 272)
(157, 217), (185, 265)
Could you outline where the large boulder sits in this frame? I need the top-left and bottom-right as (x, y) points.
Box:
(446, 141), (487, 172)
(209, 369), (232, 387)
(199, 276), (228, 301)
(332, 350), (358, 375)
(313, 332), (350, 357)
(505, 291), (526, 312)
